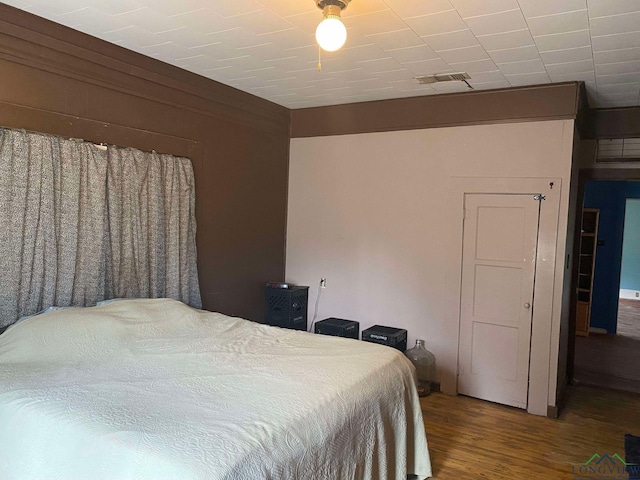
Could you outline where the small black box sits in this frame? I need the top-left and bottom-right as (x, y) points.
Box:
(314, 318), (359, 339)
(362, 325), (407, 352)
(264, 285), (309, 331)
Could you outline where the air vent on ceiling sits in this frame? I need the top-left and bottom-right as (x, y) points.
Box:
(416, 72), (471, 84)
(597, 138), (640, 162)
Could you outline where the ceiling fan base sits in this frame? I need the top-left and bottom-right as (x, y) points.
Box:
(315, 0), (350, 11)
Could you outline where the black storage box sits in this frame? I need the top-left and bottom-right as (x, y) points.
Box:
(264, 285), (309, 331)
(314, 317), (359, 339)
(362, 325), (407, 352)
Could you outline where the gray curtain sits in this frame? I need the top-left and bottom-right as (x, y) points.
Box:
(0, 128), (201, 328)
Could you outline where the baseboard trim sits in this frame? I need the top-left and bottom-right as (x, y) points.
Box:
(619, 289), (640, 300)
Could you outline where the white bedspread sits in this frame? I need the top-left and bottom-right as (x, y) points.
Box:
(0, 298), (431, 480)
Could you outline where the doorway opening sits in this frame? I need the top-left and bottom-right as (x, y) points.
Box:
(618, 198), (640, 341)
(572, 180), (640, 394)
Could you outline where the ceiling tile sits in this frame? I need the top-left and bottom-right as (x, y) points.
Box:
(258, 28), (314, 49)
(404, 10), (467, 37)
(205, 27), (262, 49)
(344, 0), (390, 17)
(462, 9), (528, 37)
(384, 44), (440, 63)
(548, 70), (595, 82)
(588, 0), (640, 18)
(594, 47), (640, 65)
(545, 59), (595, 75)
(138, 40), (195, 61)
(366, 68), (415, 82)
(365, 28), (425, 51)
(526, 10), (589, 37)
(237, 42), (285, 61)
(400, 58), (453, 75)
(347, 10), (408, 36)
(262, 0), (315, 17)
(382, 0), (454, 19)
(275, 10), (316, 34)
(539, 46), (593, 65)
(167, 8), (237, 35)
(101, 25), (158, 48)
(517, 0), (587, 18)
(598, 72), (640, 85)
(113, 7), (180, 34)
(504, 72), (551, 86)
(590, 12), (640, 38)
(488, 45), (541, 64)
(596, 60), (640, 76)
(470, 79), (511, 89)
(229, 8), (294, 35)
(450, 0), (519, 18)
(355, 56), (405, 72)
(421, 29), (479, 51)
(206, 0), (264, 18)
(436, 45), (489, 64)
(464, 70), (506, 83)
(475, 29), (535, 51)
(497, 58), (546, 75)
(59, 7), (131, 35)
(447, 58), (499, 73)
(158, 27), (218, 49)
(64, 0), (142, 16)
(532, 29), (591, 52)
(90, 0), (147, 16)
(591, 31), (640, 52)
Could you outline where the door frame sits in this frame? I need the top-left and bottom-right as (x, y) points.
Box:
(446, 177), (563, 416)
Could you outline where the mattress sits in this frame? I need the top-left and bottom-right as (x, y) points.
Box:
(0, 298), (431, 480)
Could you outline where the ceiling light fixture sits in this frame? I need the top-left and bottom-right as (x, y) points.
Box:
(315, 0), (350, 52)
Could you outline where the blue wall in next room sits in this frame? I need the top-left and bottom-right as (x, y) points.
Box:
(620, 199), (640, 291)
(584, 181), (640, 333)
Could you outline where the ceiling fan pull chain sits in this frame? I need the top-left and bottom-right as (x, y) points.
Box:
(317, 45), (322, 72)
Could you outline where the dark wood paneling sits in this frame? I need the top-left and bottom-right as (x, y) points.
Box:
(0, 4), (291, 322)
(291, 82), (581, 138)
(588, 106), (640, 139)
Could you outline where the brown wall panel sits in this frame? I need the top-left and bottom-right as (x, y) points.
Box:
(291, 82), (581, 138)
(0, 4), (291, 322)
(588, 106), (640, 139)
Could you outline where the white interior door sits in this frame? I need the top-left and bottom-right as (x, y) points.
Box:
(458, 193), (541, 409)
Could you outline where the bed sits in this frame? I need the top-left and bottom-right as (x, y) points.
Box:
(0, 298), (432, 479)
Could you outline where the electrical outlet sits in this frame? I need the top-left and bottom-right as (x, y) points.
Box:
(320, 278), (327, 289)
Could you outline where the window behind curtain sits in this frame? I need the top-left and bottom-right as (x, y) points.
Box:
(0, 128), (201, 328)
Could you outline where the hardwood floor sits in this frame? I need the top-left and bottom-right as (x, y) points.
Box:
(574, 299), (640, 393)
(421, 386), (640, 479)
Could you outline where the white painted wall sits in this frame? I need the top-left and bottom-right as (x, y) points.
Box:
(287, 120), (575, 414)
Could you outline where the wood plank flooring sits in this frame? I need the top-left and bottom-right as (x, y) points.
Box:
(574, 299), (640, 393)
(617, 299), (640, 340)
(421, 385), (640, 479)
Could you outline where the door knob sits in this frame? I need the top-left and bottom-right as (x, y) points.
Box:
(524, 303), (531, 309)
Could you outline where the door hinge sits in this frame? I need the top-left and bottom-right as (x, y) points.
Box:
(533, 194), (546, 201)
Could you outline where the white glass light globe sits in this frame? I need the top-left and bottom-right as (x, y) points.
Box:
(315, 15), (347, 52)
